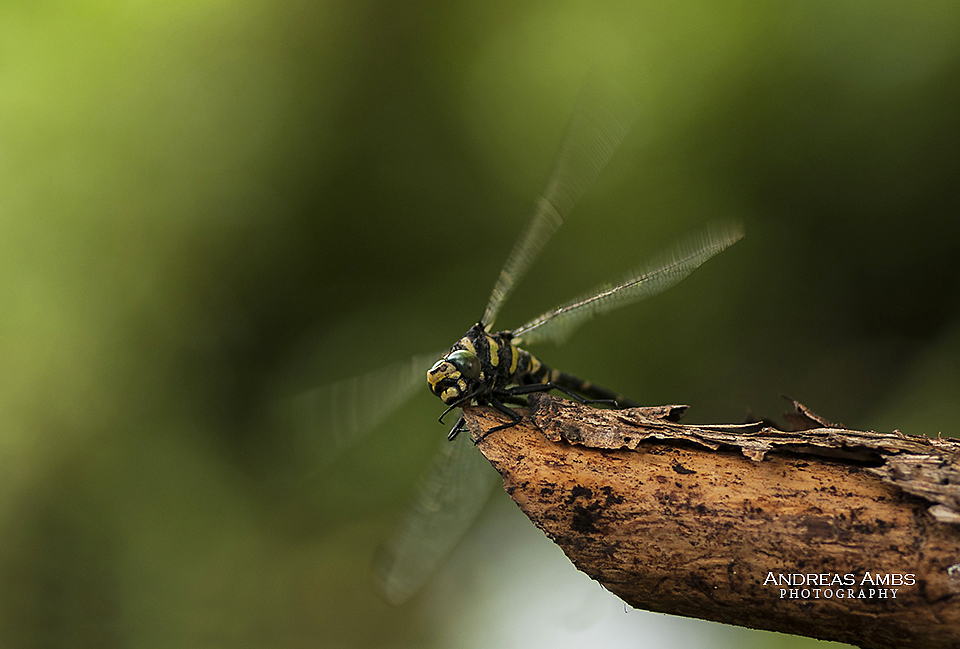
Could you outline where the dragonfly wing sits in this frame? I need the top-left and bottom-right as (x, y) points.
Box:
(272, 350), (446, 463)
(514, 222), (744, 346)
(482, 77), (637, 329)
(374, 430), (501, 605)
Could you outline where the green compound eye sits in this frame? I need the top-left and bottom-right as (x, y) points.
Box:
(446, 349), (480, 380)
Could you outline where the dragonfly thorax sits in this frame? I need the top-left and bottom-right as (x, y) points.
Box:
(426, 323), (525, 406)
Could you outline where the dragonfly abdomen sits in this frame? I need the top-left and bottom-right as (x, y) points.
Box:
(512, 349), (639, 408)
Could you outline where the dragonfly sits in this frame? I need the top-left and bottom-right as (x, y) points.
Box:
(281, 79), (743, 605)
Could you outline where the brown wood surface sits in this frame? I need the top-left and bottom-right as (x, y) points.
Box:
(465, 394), (960, 649)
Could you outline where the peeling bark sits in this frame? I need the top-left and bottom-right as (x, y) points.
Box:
(464, 394), (960, 649)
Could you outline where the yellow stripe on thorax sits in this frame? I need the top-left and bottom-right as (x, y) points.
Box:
(486, 336), (499, 367)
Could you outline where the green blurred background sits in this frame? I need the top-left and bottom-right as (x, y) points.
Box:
(2, 0), (959, 647)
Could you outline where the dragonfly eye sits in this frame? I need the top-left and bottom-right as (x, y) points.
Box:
(446, 349), (480, 380)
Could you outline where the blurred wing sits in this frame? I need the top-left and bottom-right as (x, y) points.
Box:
(482, 78), (637, 329)
(374, 431), (501, 605)
(513, 222), (744, 346)
(272, 350), (445, 463)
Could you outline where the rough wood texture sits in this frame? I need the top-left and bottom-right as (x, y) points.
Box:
(464, 394), (960, 649)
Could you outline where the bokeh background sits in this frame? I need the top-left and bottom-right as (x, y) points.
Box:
(2, 1), (959, 647)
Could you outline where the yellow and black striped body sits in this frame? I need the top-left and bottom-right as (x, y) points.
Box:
(426, 322), (637, 410)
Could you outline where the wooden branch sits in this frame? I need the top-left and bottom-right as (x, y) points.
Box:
(463, 394), (960, 649)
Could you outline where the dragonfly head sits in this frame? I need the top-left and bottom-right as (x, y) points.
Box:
(426, 349), (481, 405)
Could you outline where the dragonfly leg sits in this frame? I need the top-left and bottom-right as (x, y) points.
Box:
(475, 396), (523, 442)
(501, 394), (530, 407)
(446, 414), (467, 441)
(506, 382), (619, 407)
